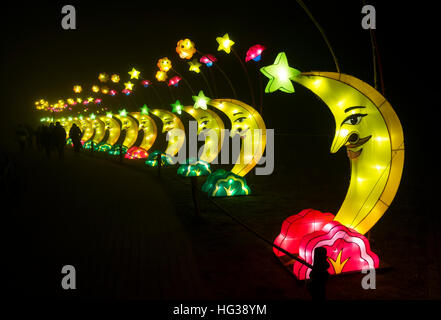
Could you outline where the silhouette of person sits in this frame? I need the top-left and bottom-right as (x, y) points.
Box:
(53, 122), (66, 159)
(69, 123), (82, 153)
(48, 122), (55, 154)
(307, 247), (330, 301)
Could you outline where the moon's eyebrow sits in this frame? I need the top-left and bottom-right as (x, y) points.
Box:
(344, 106), (366, 113)
(233, 111), (244, 116)
(200, 116), (208, 120)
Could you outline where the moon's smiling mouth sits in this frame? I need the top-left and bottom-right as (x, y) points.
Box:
(346, 135), (372, 159)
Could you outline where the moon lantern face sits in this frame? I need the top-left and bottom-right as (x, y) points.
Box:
(79, 119), (94, 142)
(114, 114), (138, 148)
(294, 72), (404, 234)
(151, 109), (185, 156)
(183, 106), (225, 164)
(100, 116), (121, 146)
(208, 99), (266, 177)
(129, 112), (157, 152)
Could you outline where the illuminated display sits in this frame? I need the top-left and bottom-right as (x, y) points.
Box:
(176, 38), (196, 59)
(293, 71), (404, 234)
(151, 109), (185, 157)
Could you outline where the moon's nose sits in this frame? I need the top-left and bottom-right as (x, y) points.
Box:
(330, 129), (354, 153)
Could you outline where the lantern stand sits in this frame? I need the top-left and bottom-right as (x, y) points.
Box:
(191, 176), (201, 217)
(177, 159), (212, 217)
(119, 143), (124, 162)
(156, 152), (161, 177)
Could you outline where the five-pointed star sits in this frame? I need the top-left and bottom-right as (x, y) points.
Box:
(128, 68), (141, 79)
(216, 33), (235, 54)
(119, 109), (127, 117)
(171, 100), (183, 114)
(192, 90), (210, 110)
(260, 52), (300, 93)
(188, 59), (202, 73)
(124, 81), (134, 90)
(140, 104), (150, 115)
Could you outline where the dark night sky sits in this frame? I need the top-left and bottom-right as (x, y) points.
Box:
(1, 1), (434, 174)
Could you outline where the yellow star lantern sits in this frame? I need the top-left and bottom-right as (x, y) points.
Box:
(98, 73), (109, 82)
(157, 57), (172, 72)
(128, 68), (141, 79)
(111, 74), (120, 83)
(188, 59), (202, 73)
(124, 81), (134, 90)
(216, 33), (235, 54)
(92, 85), (100, 93)
(155, 70), (167, 82)
(73, 85), (82, 93)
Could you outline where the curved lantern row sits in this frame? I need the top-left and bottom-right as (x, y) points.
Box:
(37, 32), (404, 280)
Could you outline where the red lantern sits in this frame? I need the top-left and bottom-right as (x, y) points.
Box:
(125, 146), (149, 159)
(293, 221), (380, 280)
(273, 209), (334, 257)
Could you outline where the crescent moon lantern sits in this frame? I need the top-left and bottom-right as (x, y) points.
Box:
(100, 115), (121, 146)
(114, 113), (138, 148)
(293, 72), (405, 234)
(91, 118), (106, 144)
(183, 106), (225, 163)
(208, 99), (266, 177)
(130, 112), (158, 152)
(79, 118), (94, 142)
(150, 109), (185, 157)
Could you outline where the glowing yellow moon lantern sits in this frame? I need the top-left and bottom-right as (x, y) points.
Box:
(79, 118), (94, 142)
(114, 112), (139, 148)
(208, 99), (266, 177)
(293, 72), (405, 234)
(183, 106), (225, 163)
(100, 114), (121, 146)
(151, 109), (185, 156)
(91, 118), (106, 144)
(62, 118), (81, 138)
(130, 112), (158, 152)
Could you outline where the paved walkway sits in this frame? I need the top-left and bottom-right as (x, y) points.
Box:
(4, 145), (207, 299)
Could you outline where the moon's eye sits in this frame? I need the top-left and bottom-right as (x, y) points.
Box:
(343, 113), (367, 125)
(234, 117), (247, 123)
(201, 120), (209, 126)
(165, 121), (173, 126)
